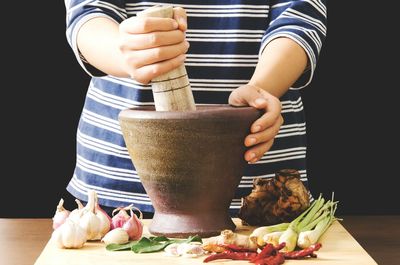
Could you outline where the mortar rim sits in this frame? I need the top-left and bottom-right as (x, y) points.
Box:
(118, 104), (262, 120)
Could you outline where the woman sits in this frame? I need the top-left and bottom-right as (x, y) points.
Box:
(64, 0), (327, 214)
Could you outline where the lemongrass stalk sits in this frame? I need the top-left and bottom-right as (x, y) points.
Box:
(249, 223), (289, 246)
(263, 231), (284, 247)
(297, 197), (325, 231)
(297, 216), (331, 248)
(297, 194), (339, 248)
(289, 196), (321, 230)
(279, 226), (298, 252)
(308, 200), (334, 223)
(278, 195), (323, 252)
(300, 209), (330, 232)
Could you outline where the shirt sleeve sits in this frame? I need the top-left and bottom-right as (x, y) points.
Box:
(260, 0), (327, 89)
(64, 0), (127, 77)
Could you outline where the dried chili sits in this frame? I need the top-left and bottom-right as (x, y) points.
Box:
(203, 251), (258, 263)
(253, 252), (285, 265)
(283, 243), (322, 259)
(223, 244), (257, 253)
(250, 243), (275, 262)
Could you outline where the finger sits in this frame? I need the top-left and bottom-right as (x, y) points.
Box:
(120, 17), (178, 34)
(250, 96), (282, 133)
(132, 54), (187, 84)
(120, 30), (185, 50)
(245, 140), (274, 163)
(128, 41), (190, 68)
(228, 85), (261, 107)
(245, 116), (283, 147)
(173, 7), (187, 31)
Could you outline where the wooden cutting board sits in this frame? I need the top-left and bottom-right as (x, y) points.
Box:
(34, 219), (377, 265)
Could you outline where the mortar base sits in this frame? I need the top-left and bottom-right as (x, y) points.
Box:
(148, 211), (236, 238)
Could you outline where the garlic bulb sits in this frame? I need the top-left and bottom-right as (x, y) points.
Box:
(69, 190), (111, 240)
(51, 219), (87, 249)
(102, 228), (129, 245)
(52, 198), (70, 230)
(95, 201), (112, 237)
(68, 199), (84, 221)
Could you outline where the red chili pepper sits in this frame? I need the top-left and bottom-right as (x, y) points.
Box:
(283, 243), (322, 259)
(274, 242), (286, 251)
(250, 243), (275, 262)
(223, 244), (257, 252)
(203, 251), (258, 263)
(253, 252), (285, 265)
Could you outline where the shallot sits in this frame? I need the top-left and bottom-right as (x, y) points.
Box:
(111, 205), (143, 240)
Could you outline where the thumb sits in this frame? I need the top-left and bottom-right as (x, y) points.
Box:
(173, 7), (187, 31)
(229, 85), (268, 109)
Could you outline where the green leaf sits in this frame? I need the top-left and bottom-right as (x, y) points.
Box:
(151, 235), (170, 242)
(131, 237), (171, 253)
(106, 241), (138, 251)
(129, 235), (202, 254)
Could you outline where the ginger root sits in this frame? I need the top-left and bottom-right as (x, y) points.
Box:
(238, 169), (310, 226)
(202, 230), (257, 250)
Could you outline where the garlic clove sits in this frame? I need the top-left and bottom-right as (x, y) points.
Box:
(164, 243), (180, 256)
(52, 198), (70, 230)
(177, 242), (204, 257)
(101, 228), (129, 245)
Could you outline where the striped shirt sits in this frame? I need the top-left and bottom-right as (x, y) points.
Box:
(64, 0), (327, 213)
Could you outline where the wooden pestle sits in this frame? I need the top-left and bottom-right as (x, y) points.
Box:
(137, 5), (196, 111)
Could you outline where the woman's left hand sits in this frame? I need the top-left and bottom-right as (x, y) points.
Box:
(228, 85), (284, 163)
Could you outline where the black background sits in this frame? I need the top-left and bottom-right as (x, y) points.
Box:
(1, 1), (398, 217)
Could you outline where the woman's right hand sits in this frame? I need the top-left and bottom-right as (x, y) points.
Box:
(118, 7), (189, 84)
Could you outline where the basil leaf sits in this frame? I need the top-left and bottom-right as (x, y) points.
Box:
(106, 241), (138, 251)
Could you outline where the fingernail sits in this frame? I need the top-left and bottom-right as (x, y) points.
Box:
(248, 152), (256, 160)
(248, 137), (257, 145)
(179, 17), (186, 26)
(253, 125), (262, 133)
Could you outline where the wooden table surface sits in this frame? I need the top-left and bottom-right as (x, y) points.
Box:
(0, 216), (399, 265)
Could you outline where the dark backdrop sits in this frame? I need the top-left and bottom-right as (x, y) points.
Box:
(1, 1), (398, 217)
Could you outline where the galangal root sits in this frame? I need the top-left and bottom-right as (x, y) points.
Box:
(238, 169), (310, 226)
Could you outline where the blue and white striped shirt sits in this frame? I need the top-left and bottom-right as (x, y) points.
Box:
(64, 0), (327, 213)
